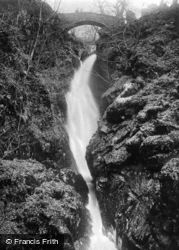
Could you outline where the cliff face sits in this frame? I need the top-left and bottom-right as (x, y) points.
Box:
(87, 6), (179, 250)
(0, 2), (90, 249)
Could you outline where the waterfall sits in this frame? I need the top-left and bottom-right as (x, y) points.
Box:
(66, 54), (117, 250)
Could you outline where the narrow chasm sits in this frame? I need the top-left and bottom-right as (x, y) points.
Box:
(66, 54), (117, 250)
(1, 1), (179, 250)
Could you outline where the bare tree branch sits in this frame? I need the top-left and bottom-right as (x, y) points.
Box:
(26, 0), (44, 76)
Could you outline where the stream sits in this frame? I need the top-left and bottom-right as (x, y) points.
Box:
(66, 54), (117, 250)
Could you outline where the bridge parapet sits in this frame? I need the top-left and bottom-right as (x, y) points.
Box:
(59, 12), (120, 30)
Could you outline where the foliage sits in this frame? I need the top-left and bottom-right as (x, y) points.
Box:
(97, 18), (141, 76)
(0, 0), (82, 160)
(0, 0), (68, 72)
(94, 0), (132, 18)
(97, 5), (179, 78)
(0, 1), (88, 246)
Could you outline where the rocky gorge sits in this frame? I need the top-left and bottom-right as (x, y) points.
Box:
(0, 1), (90, 249)
(0, 1), (179, 250)
(86, 5), (179, 250)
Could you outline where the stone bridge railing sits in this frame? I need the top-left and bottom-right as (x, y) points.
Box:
(59, 12), (119, 30)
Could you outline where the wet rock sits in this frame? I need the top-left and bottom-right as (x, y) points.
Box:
(100, 77), (128, 113)
(120, 81), (140, 98)
(87, 7), (179, 250)
(104, 147), (130, 169)
(160, 158), (179, 206)
(101, 77), (144, 114)
(137, 103), (164, 123)
(106, 95), (146, 124)
(59, 169), (89, 204)
(125, 132), (143, 154)
(140, 135), (174, 157)
(0, 159), (89, 248)
(169, 130), (179, 147)
(90, 57), (110, 108)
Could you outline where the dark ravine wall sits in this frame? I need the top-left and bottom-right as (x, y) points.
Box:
(89, 57), (110, 107)
(0, 1), (90, 249)
(86, 6), (179, 250)
(0, 57), (90, 249)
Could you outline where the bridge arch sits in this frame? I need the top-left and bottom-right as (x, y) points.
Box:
(65, 20), (105, 32)
(59, 12), (118, 32)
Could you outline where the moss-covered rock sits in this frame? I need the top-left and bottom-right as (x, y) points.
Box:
(87, 6), (179, 250)
(0, 159), (90, 248)
(0, 3), (89, 249)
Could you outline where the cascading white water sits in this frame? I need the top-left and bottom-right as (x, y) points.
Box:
(66, 54), (117, 250)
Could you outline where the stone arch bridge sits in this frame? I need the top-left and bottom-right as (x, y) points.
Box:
(59, 12), (119, 31)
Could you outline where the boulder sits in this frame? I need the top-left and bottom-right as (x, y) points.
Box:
(0, 159), (90, 248)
